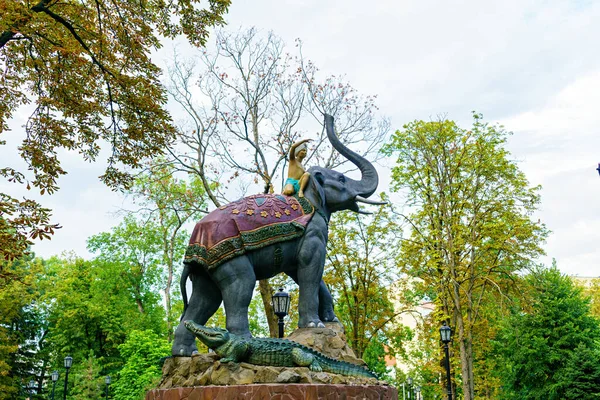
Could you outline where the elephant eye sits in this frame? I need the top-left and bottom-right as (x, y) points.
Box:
(338, 175), (346, 183)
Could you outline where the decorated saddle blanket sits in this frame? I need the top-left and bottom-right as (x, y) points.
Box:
(184, 194), (315, 270)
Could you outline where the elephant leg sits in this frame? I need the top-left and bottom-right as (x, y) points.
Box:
(211, 256), (256, 337)
(172, 267), (222, 356)
(296, 244), (326, 328)
(318, 280), (338, 323)
(285, 272), (337, 323)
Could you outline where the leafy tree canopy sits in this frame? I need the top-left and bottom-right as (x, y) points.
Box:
(0, 0), (230, 260)
(112, 330), (170, 400)
(495, 265), (600, 400)
(383, 113), (548, 399)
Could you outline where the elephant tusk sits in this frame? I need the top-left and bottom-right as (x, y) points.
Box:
(355, 195), (388, 205)
(356, 209), (373, 215)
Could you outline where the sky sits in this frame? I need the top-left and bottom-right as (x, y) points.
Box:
(5, 0), (600, 276)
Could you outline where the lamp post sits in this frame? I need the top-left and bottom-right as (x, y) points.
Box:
(104, 376), (111, 399)
(440, 322), (453, 400)
(407, 376), (413, 400)
(28, 379), (36, 398)
(271, 287), (291, 338)
(51, 371), (59, 400)
(63, 356), (73, 400)
(415, 385), (421, 400)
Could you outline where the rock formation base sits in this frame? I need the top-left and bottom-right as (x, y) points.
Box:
(149, 323), (397, 399)
(146, 384), (398, 400)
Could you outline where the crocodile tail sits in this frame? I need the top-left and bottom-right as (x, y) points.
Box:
(319, 356), (378, 379)
(180, 263), (190, 320)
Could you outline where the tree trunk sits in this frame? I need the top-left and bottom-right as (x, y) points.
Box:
(258, 279), (279, 337)
(457, 315), (474, 400)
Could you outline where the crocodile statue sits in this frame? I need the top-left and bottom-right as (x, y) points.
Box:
(184, 321), (378, 379)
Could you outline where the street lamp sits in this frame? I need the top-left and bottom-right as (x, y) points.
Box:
(407, 376), (413, 400)
(28, 379), (36, 397)
(440, 322), (453, 400)
(272, 287), (291, 338)
(415, 385), (421, 400)
(104, 375), (111, 399)
(596, 163), (600, 177)
(51, 371), (59, 400)
(63, 356), (73, 400)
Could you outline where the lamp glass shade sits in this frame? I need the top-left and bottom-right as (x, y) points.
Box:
(64, 355), (73, 369)
(440, 323), (452, 343)
(105, 375), (111, 385)
(407, 376), (413, 385)
(28, 379), (36, 389)
(416, 386), (421, 393)
(51, 370), (59, 382)
(272, 288), (290, 316)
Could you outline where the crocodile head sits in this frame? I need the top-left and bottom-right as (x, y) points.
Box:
(184, 321), (230, 349)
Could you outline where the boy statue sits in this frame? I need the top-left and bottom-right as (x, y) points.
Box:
(282, 139), (312, 197)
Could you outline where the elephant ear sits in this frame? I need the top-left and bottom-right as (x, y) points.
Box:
(310, 171), (327, 210)
(313, 171), (325, 186)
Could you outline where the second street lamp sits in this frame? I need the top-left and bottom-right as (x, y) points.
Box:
(63, 356), (73, 400)
(440, 322), (453, 400)
(51, 371), (59, 400)
(272, 287), (291, 338)
(105, 375), (111, 399)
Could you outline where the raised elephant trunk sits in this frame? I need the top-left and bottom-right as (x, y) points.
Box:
(324, 114), (379, 198)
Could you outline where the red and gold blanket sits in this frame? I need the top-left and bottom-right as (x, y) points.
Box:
(184, 194), (315, 270)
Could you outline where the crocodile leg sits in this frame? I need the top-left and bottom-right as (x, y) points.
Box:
(291, 347), (322, 372)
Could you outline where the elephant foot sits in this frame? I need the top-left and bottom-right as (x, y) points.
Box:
(172, 343), (198, 357)
(299, 318), (325, 328)
(320, 313), (339, 323)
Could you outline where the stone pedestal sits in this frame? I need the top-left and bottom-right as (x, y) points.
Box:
(146, 384), (398, 400)
(150, 323), (397, 399)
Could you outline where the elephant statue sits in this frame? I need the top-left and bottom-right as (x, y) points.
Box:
(172, 114), (385, 356)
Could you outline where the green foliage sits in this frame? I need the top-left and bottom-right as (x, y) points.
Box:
(0, 255), (42, 399)
(362, 335), (389, 379)
(126, 159), (206, 340)
(581, 278), (600, 318)
(495, 266), (600, 400)
(561, 343), (600, 399)
(87, 216), (166, 320)
(69, 352), (104, 400)
(40, 252), (166, 378)
(112, 330), (170, 400)
(0, 0), (230, 261)
(325, 199), (408, 361)
(383, 113), (548, 399)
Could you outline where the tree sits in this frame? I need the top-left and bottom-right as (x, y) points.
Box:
(124, 160), (205, 340)
(495, 266), (600, 400)
(68, 352), (104, 400)
(383, 113), (548, 399)
(580, 278), (600, 318)
(112, 330), (170, 400)
(39, 252), (166, 380)
(87, 217), (167, 320)
(324, 199), (409, 361)
(165, 27), (389, 336)
(0, 255), (43, 399)
(0, 0), (230, 260)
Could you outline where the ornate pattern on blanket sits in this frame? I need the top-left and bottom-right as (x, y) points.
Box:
(184, 194), (315, 270)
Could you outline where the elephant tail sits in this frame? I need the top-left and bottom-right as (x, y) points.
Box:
(180, 263), (191, 320)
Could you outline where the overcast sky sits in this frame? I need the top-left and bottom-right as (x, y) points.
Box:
(8, 0), (600, 276)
